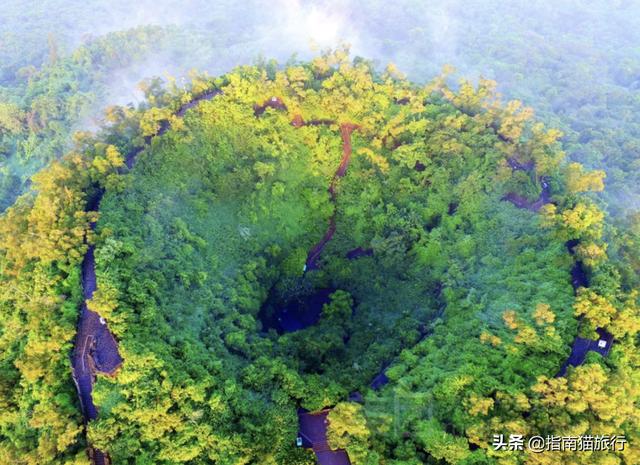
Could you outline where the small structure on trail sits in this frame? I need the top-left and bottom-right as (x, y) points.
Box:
(254, 96), (287, 116)
(298, 409), (351, 465)
(593, 328), (614, 356)
(557, 328), (614, 377)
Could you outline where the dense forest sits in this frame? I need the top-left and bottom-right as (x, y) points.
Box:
(0, 1), (639, 465)
(1, 0), (639, 219)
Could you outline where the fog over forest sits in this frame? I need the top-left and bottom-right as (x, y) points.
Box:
(2, 3), (640, 465)
(1, 0), (639, 215)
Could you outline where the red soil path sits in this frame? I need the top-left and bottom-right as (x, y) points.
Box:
(255, 103), (357, 464)
(255, 104), (361, 270)
(305, 122), (360, 270)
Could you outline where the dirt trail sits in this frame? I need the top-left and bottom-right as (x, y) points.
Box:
(72, 88), (221, 465)
(501, 166), (615, 376)
(555, 241), (614, 376)
(291, 114), (337, 128)
(298, 410), (351, 465)
(256, 103), (359, 464)
(254, 96), (287, 116)
(305, 123), (359, 270)
(502, 177), (552, 212)
(255, 103), (360, 270)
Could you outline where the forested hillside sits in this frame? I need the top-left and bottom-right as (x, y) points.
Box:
(1, 0), (639, 219)
(1, 51), (638, 464)
(0, 2), (639, 465)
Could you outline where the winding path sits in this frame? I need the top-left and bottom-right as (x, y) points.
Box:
(79, 91), (357, 465)
(71, 246), (122, 465)
(502, 176), (552, 212)
(71, 88), (221, 464)
(255, 103), (359, 464)
(556, 244), (614, 376)
(298, 409), (351, 465)
(293, 114), (358, 465)
(255, 101), (362, 271)
(288, 124), (614, 462)
(501, 166), (614, 375)
(305, 123), (359, 271)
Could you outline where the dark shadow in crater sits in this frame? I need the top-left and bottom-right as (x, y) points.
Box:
(259, 287), (336, 334)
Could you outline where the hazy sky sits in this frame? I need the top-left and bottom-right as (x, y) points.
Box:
(2, 0), (639, 213)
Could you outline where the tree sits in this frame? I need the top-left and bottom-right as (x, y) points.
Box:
(573, 289), (617, 332)
(327, 403), (376, 465)
(415, 419), (471, 464)
(565, 162), (606, 194)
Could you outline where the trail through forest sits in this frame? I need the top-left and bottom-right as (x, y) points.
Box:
(503, 173), (615, 375)
(298, 123), (360, 464)
(503, 177), (551, 212)
(290, 111), (359, 464)
(78, 91), (355, 464)
(305, 122), (359, 271)
(256, 103), (361, 271)
(73, 92), (606, 465)
(71, 88), (221, 465)
(556, 243), (614, 376)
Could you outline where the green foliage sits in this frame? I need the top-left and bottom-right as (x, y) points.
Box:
(0, 50), (637, 465)
(0, 24), (197, 210)
(328, 403), (377, 465)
